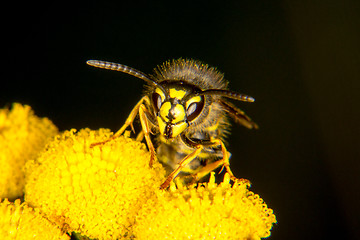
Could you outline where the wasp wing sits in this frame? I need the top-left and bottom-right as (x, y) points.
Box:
(219, 100), (259, 129)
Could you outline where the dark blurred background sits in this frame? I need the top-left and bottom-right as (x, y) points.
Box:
(2, 1), (359, 239)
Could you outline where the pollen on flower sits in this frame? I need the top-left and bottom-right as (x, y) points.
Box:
(0, 103), (58, 199)
(0, 198), (70, 240)
(24, 128), (166, 240)
(134, 173), (277, 240)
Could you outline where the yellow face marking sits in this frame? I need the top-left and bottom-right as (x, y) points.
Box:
(157, 116), (187, 138)
(159, 102), (186, 124)
(169, 89), (187, 99)
(155, 88), (166, 102)
(157, 116), (167, 136)
(185, 96), (202, 109)
(171, 104), (186, 123)
(159, 102), (171, 121)
(171, 122), (187, 138)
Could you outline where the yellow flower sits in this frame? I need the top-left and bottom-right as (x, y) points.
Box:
(0, 198), (70, 240)
(134, 173), (277, 240)
(0, 102), (276, 239)
(0, 103), (58, 199)
(24, 128), (166, 240)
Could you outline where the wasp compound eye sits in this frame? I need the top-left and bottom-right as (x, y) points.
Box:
(186, 101), (203, 121)
(152, 92), (162, 112)
(185, 95), (204, 122)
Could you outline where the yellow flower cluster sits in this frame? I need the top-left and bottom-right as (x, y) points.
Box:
(1, 103), (277, 239)
(0, 103), (58, 199)
(0, 199), (69, 240)
(134, 173), (276, 240)
(25, 128), (166, 239)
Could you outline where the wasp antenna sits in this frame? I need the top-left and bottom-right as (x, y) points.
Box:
(86, 60), (158, 86)
(198, 89), (255, 102)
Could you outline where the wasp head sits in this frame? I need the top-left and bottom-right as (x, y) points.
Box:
(152, 81), (205, 139)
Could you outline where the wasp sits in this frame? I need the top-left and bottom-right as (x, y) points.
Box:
(87, 59), (258, 189)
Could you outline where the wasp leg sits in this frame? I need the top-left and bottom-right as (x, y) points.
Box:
(160, 145), (204, 189)
(135, 130), (145, 142)
(90, 96), (150, 148)
(135, 124), (157, 142)
(138, 104), (157, 166)
(193, 139), (236, 182)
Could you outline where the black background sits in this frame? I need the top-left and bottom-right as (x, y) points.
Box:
(3, 1), (359, 239)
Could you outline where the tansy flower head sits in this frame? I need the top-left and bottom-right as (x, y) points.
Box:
(0, 103), (58, 199)
(134, 173), (277, 240)
(0, 198), (70, 240)
(24, 128), (166, 240)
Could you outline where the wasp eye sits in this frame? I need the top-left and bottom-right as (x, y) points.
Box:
(152, 92), (162, 112)
(186, 100), (204, 121)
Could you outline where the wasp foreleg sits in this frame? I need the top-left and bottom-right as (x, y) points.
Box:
(138, 104), (157, 166)
(90, 96), (151, 148)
